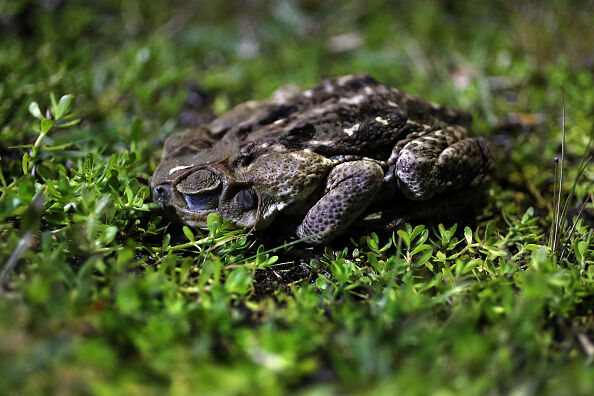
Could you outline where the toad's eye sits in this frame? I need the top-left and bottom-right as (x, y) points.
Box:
(176, 168), (222, 210)
(184, 189), (220, 211)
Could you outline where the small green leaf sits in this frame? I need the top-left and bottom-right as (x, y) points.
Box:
(225, 267), (251, 295)
(486, 247), (507, 257)
(415, 248), (433, 267)
(417, 229), (429, 245)
(22, 152), (29, 174)
(379, 239), (392, 253)
(367, 235), (378, 251)
(484, 221), (495, 241)
(50, 92), (58, 110)
(410, 244), (431, 257)
(179, 257), (193, 283)
(410, 225), (425, 242)
(397, 230), (410, 249)
(101, 225), (118, 244)
(547, 272), (571, 287)
(198, 260), (214, 287)
(263, 255), (278, 266)
(461, 259), (481, 274)
(124, 186), (133, 203)
(116, 248), (135, 269)
(41, 118), (54, 134)
(28, 101), (43, 119)
(464, 226), (473, 245)
(206, 213), (218, 235)
(183, 225), (195, 243)
(522, 207), (534, 223)
(55, 94), (74, 120)
(438, 224), (447, 239)
(524, 244), (540, 252)
(316, 276), (329, 290)
(161, 233), (171, 250)
(577, 241), (587, 257)
(95, 197), (110, 215)
(58, 118), (80, 128)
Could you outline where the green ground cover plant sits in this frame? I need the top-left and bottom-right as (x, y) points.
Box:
(1, 1), (593, 394)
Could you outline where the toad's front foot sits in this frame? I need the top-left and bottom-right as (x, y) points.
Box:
(296, 160), (383, 244)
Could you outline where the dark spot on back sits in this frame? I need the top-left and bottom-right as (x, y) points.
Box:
(345, 74), (378, 91)
(280, 123), (316, 149)
(233, 142), (259, 167)
(258, 104), (296, 125)
(238, 123), (253, 136)
(288, 123), (315, 139)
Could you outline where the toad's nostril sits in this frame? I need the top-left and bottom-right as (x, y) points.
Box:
(153, 185), (171, 202)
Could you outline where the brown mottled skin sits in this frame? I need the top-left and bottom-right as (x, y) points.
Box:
(151, 74), (493, 244)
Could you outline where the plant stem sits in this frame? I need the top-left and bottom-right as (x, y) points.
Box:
(31, 130), (49, 159)
(553, 83), (566, 252)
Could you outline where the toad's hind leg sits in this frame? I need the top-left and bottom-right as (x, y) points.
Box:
(296, 160), (383, 244)
(395, 126), (492, 201)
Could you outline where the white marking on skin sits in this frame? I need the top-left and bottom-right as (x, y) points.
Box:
(364, 86), (374, 95)
(289, 152), (306, 161)
(375, 116), (389, 125)
(339, 94), (365, 105)
(337, 75), (353, 86)
(343, 123), (360, 136)
(324, 82), (334, 92)
(303, 89), (313, 98)
(387, 101), (398, 107)
(169, 164), (193, 175)
(260, 142), (269, 148)
(264, 202), (286, 218)
(309, 107), (328, 115)
(308, 140), (334, 146)
(273, 119), (285, 125)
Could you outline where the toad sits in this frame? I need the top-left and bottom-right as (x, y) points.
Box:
(151, 74), (492, 244)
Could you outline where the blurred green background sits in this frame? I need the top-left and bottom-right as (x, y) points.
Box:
(1, 0), (593, 394)
(2, 0), (593, 197)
